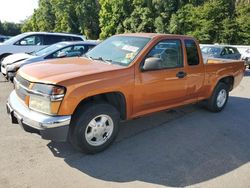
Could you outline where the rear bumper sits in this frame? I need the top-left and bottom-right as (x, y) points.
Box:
(7, 91), (71, 142)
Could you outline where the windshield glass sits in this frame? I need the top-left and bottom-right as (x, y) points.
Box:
(85, 36), (151, 66)
(34, 43), (68, 56)
(201, 46), (221, 56)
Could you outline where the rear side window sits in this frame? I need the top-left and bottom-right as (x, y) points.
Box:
(44, 35), (62, 45)
(229, 47), (239, 54)
(72, 36), (83, 41)
(44, 35), (75, 45)
(185, 39), (199, 66)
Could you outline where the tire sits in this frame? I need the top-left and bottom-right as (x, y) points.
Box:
(69, 102), (120, 154)
(206, 82), (229, 112)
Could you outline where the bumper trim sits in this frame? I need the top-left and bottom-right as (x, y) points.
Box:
(7, 91), (71, 142)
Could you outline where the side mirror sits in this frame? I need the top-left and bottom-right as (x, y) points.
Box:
(57, 51), (67, 58)
(142, 57), (162, 71)
(20, 40), (27, 45)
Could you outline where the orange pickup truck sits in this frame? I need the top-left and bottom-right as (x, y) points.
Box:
(6, 33), (245, 153)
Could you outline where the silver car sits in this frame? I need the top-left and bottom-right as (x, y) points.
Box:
(241, 48), (250, 69)
(1, 41), (98, 81)
(201, 45), (241, 60)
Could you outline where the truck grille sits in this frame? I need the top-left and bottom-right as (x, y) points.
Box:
(14, 74), (31, 103)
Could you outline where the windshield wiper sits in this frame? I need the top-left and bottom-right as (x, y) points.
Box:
(88, 56), (112, 64)
(83, 55), (123, 65)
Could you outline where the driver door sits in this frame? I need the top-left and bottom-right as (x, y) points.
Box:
(133, 39), (188, 116)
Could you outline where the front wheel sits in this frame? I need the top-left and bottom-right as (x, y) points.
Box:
(69, 102), (120, 154)
(205, 82), (229, 112)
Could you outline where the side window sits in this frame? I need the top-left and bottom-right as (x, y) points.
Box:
(228, 47), (234, 54)
(44, 35), (61, 45)
(146, 39), (183, 69)
(87, 45), (96, 50)
(233, 48), (239, 54)
(16, 35), (43, 46)
(72, 37), (83, 41)
(50, 46), (73, 58)
(185, 39), (199, 66)
(59, 36), (72, 41)
(73, 45), (88, 55)
(44, 35), (73, 45)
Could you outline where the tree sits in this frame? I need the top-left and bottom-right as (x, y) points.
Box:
(236, 1), (250, 44)
(99, 0), (133, 39)
(169, 4), (196, 35)
(153, 0), (179, 33)
(0, 22), (22, 36)
(22, 0), (100, 39)
(123, 0), (155, 33)
(0, 21), (3, 34)
(76, 0), (100, 39)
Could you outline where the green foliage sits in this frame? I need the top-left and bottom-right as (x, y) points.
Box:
(123, 0), (155, 33)
(99, 0), (133, 39)
(168, 0), (250, 44)
(21, 0), (250, 44)
(0, 21), (22, 36)
(22, 0), (100, 39)
(236, 1), (250, 44)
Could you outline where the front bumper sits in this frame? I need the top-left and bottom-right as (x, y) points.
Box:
(7, 91), (71, 142)
(1, 66), (16, 81)
(1, 65), (6, 75)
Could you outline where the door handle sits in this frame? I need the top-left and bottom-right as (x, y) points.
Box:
(176, 71), (187, 78)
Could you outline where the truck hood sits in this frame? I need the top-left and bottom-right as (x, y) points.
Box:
(19, 57), (124, 84)
(2, 53), (33, 66)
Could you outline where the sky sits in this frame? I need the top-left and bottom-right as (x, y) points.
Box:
(0, 0), (39, 23)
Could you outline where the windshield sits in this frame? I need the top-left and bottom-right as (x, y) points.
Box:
(33, 43), (68, 56)
(85, 36), (151, 66)
(201, 46), (221, 56)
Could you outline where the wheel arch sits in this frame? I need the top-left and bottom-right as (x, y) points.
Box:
(217, 75), (234, 91)
(72, 91), (127, 121)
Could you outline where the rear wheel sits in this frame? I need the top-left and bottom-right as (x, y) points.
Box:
(69, 102), (120, 154)
(205, 82), (229, 112)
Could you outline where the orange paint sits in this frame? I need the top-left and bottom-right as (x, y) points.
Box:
(17, 33), (245, 119)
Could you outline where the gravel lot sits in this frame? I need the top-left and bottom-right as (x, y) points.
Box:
(0, 71), (249, 188)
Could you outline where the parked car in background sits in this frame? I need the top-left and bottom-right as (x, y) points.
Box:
(0, 35), (10, 43)
(0, 32), (86, 63)
(1, 41), (98, 81)
(201, 45), (241, 60)
(241, 48), (250, 69)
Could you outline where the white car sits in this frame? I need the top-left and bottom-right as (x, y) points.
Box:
(241, 48), (250, 69)
(0, 32), (85, 63)
(1, 41), (98, 81)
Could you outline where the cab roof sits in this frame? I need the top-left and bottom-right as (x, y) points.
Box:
(118, 33), (195, 39)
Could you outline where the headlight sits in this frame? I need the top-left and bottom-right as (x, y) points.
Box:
(6, 64), (19, 71)
(28, 84), (66, 115)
